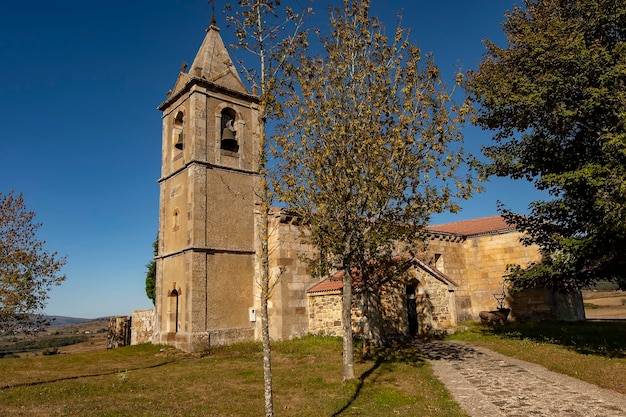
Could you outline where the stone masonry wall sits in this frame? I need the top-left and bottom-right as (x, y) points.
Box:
(307, 292), (343, 336)
(507, 289), (585, 321)
(423, 236), (469, 321)
(131, 308), (156, 345)
(267, 214), (321, 340)
(419, 272), (456, 327)
(422, 231), (542, 322)
(107, 316), (131, 349)
(460, 232), (541, 319)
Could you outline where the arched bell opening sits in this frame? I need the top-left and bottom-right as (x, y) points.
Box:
(173, 111), (185, 150)
(220, 108), (239, 153)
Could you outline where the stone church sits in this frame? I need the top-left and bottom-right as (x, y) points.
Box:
(132, 20), (584, 352)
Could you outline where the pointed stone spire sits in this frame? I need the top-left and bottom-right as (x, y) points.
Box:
(170, 19), (248, 96)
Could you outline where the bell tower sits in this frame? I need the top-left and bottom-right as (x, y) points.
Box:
(154, 17), (260, 351)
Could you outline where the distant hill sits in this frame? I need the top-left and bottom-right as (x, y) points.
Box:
(46, 316), (96, 327)
(0, 317), (111, 356)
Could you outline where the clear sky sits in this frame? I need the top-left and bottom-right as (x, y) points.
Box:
(0, 0), (539, 319)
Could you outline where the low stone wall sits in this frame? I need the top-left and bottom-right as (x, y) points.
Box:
(107, 316), (131, 349)
(204, 327), (255, 348)
(508, 289), (585, 321)
(131, 308), (156, 345)
(307, 292), (343, 336)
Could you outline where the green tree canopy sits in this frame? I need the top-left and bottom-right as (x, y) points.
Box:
(274, 0), (479, 380)
(0, 191), (66, 333)
(466, 0), (626, 291)
(145, 236), (157, 305)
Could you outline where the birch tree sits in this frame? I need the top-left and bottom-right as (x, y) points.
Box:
(274, 0), (479, 381)
(225, 2), (311, 416)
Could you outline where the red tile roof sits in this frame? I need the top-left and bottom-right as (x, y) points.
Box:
(307, 256), (457, 294)
(307, 273), (344, 294)
(306, 216), (514, 294)
(427, 215), (514, 236)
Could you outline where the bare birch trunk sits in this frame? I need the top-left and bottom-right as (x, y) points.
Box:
(260, 200), (274, 417)
(341, 256), (354, 381)
(259, 111), (274, 415)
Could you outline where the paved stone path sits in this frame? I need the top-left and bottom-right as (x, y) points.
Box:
(417, 340), (626, 417)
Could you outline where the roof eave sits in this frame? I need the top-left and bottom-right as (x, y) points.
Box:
(157, 77), (260, 112)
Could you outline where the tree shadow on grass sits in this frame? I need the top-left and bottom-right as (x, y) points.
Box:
(415, 339), (484, 362)
(0, 359), (175, 390)
(331, 341), (428, 416)
(331, 356), (383, 417)
(482, 320), (626, 358)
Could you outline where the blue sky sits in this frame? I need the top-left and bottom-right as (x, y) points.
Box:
(0, 0), (539, 319)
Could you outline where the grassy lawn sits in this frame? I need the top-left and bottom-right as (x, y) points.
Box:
(0, 337), (466, 417)
(449, 320), (626, 394)
(2, 322), (624, 416)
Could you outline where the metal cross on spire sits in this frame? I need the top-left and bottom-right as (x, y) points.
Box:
(209, 0), (216, 26)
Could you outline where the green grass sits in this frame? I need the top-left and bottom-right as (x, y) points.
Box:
(448, 321), (626, 394)
(0, 337), (467, 417)
(3, 322), (624, 415)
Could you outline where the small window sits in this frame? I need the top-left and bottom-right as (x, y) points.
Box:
(173, 209), (180, 231)
(220, 108), (238, 153)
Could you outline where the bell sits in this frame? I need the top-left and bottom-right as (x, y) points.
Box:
(221, 127), (238, 152)
(174, 137), (184, 150)
(222, 127), (236, 141)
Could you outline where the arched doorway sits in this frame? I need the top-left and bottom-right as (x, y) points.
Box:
(406, 278), (419, 337)
(168, 286), (180, 333)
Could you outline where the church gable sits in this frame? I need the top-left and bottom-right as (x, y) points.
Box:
(306, 256), (457, 339)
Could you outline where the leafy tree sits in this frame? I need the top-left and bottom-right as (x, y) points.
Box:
(226, 1), (311, 415)
(274, 0), (479, 381)
(0, 191), (66, 333)
(466, 0), (626, 291)
(145, 236), (157, 305)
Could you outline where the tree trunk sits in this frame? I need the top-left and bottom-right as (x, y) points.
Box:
(257, 82), (274, 416)
(261, 259), (274, 416)
(341, 259), (355, 381)
(361, 289), (371, 359)
(260, 177), (274, 417)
